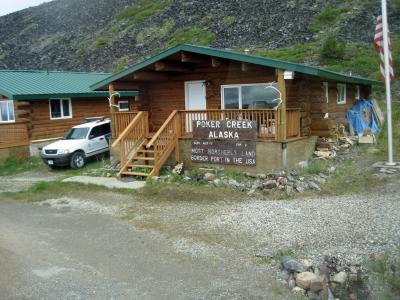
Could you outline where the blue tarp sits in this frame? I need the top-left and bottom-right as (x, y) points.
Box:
(346, 99), (379, 135)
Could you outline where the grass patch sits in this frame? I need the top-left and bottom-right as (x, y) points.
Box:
(135, 19), (174, 44)
(376, 99), (400, 161)
(368, 254), (400, 300)
(1, 180), (134, 202)
(222, 16), (236, 26)
(168, 27), (215, 47)
(0, 157), (45, 176)
(92, 37), (108, 49)
(116, 0), (171, 25)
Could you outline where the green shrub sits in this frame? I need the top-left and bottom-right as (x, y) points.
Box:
(309, 6), (349, 32)
(320, 35), (346, 61)
(168, 28), (215, 47)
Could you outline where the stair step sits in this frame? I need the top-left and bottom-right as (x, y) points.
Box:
(128, 164), (154, 169)
(121, 171), (151, 177)
(137, 149), (154, 153)
(132, 156), (155, 161)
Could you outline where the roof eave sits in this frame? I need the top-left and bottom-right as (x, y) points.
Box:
(12, 91), (138, 100)
(90, 44), (381, 89)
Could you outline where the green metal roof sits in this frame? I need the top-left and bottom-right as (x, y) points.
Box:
(0, 70), (138, 100)
(91, 44), (381, 90)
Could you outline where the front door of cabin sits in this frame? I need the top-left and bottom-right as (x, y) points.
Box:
(184, 81), (207, 132)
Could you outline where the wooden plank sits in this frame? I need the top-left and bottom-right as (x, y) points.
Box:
(277, 69), (287, 141)
(133, 71), (170, 81)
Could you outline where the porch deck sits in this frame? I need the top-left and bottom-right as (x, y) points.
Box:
(111, 108), (301, 177)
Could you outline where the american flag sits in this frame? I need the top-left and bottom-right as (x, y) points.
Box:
(374, 11), (395, 81)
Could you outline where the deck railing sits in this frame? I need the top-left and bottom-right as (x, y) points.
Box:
(0, 122), (30, 149)
(112, 111), (148, 171)
(112, 112), (138, 138)
(178, 109), (282, 140)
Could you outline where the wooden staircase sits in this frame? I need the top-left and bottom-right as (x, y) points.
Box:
(119, 136), (156, 177)
(112, 110), (181, 178)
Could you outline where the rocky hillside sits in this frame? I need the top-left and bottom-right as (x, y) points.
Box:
(0, 0), (399, 73)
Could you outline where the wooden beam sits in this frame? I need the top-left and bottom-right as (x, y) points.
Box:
(109, 83), (117, 138)
(181, 52), (209, 64)
(154, 61), (193, 72)
(277, 69), (287, 142)
(133, 71), (170, 81)
(241, 62), (250, 72)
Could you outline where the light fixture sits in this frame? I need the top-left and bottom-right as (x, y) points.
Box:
(283, 71), (294, 80)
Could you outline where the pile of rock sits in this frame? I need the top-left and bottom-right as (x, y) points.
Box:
(152, 168), (335, 196)
(314, 137), (355, 159)
(277, 256), (364, 300)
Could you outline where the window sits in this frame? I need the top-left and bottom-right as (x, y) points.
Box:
(65, 127), (90, 140)
(355, 85), (360, 100)
(322, 82), (329, 103)
(222, 83), (280, 109)
(89, 123), (111, 139)
(0, 100), (15, 123)
(337, 84), (346, 104)
(49, 98), (72, 119)
(118, 100), (130, 112)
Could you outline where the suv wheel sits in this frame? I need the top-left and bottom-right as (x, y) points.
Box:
(70, 151), (85, 169)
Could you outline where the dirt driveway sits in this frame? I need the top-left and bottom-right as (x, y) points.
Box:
(0, 171), (399, 299)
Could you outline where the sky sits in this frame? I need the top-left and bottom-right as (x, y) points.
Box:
(0, 0), (53, 16)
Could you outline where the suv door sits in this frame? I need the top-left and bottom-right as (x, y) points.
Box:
(87, 123), (110, 155)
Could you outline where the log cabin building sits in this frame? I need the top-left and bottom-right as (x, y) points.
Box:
(91, 44), (380, 177)
(0, 70), (137, 162)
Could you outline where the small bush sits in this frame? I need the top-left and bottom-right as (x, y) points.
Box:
(92, 38), (108, 49)
(320, 35), (346, 62)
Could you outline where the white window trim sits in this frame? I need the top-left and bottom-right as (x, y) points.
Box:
(322, 82), (329, 103)
(0, 100), (16, 123)
(49, 98), (73, 120)
(221, 83), (276, 109)
(337, 83), (347, 105)
(118, 100), (129, 112)
(355, 85), (360, 100)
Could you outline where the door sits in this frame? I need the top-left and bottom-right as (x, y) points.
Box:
(185, 81), (207, 132)
(87, 123), (110, 156)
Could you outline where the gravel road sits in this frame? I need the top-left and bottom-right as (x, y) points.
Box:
(0, 171), (399, 299)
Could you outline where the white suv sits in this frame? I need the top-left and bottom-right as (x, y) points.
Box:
(41, 119), (111, 168)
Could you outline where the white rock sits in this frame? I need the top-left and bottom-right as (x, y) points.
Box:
(332, 271), (348, 284)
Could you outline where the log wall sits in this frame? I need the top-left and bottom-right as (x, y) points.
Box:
(115, 60), (371, 137)
(28, 98), (110, 140)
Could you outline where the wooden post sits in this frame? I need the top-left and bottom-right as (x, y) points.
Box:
(277, 69), (287, 142)
(109, 83), (117, 138)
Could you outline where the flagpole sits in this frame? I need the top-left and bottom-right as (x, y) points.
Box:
(381, 0), (396, 165)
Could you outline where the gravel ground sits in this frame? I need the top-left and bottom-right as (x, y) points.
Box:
(0, 170), (62, 193)
(0, 171), (399, 299)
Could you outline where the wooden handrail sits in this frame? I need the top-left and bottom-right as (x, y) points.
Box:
(112, 111), (146, 147)
(147, 110), (178, 149)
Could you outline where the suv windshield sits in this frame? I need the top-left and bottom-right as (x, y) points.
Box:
(64, 127), (89, 140)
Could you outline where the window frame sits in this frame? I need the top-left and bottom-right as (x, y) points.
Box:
(49, 98), (73, 120)
(118, 100), (130, 112)
(337, 83), (347, 105)
(221, 83), (279, 109)
(322, 82), (329, 103)
(355, 85), (360, 100)
(0, 100), (16, 123)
